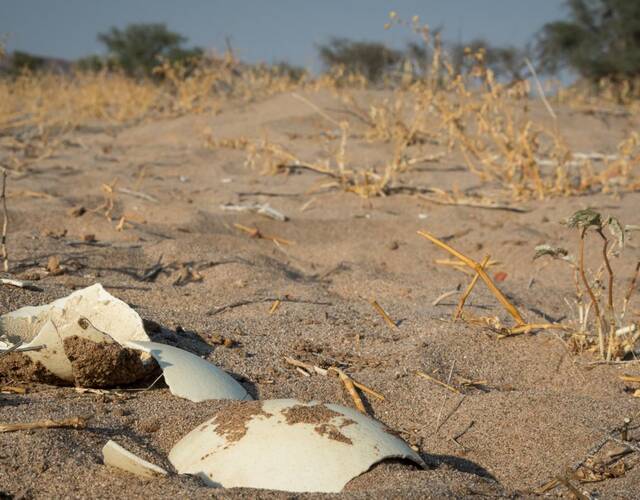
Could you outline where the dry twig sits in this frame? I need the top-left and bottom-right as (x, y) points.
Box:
(284, 357), (384, 402)
(269, 299), (281, 314)
(209, 296), (331, 316)
(0, 416), (89, 433)
(234, 223), (294, 245)
(1, 168), (8, 272)
(454, 255), (490, 320)
(418, 230), (526, 325)
(432, 289), (459, 306)
(370, 299), (397, 329)
(416, 370), (461, 394)
(329, 366), (367, 414)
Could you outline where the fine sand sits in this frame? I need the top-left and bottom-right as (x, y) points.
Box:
(1, 90), (639, 498)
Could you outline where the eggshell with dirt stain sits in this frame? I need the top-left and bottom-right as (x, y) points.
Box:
(168, 399), (424, 493)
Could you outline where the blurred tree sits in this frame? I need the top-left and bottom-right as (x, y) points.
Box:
(270, 61), (307, 81)
(75, 54), (110, 73)
(97, 23), (202, 77)
(450, 39), (531, 81)
(317, 38), (402, 82)
(9, 51), (46, 74)
(537, 0), (640, 82)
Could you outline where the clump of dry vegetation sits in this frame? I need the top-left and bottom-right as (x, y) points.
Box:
(0, 54), (303, 174)
(202, 12), (640, 202)
(418, 207), (640, 362)
(535, 209), (640, 361)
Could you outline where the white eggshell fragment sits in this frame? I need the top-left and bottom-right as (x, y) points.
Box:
(102, 440), (168, 478)
(0, 284), (151, 383)
(168, 399), (425, 493)
(126, 341), (252, 402)
(22, 319), (74, 381)
(0, 283), (149, 345)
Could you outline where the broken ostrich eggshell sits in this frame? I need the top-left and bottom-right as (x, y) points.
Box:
(0, 283), (149, 344)
(0, 284), (152, 384)
(168, 399), (425, 493)
(102, 440), (168, 478)
(126, 341), (252, 402)
(18, 316), (114, 382)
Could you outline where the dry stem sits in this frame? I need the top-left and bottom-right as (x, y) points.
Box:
(329, 367), (367, 414)
(597, 229), (617, 360)
(269, 299), (281, 314)
(498, 322), (573, 337)
(284, 357), (384, 402)
(622, 261), (640, 320)
(233, 223), (294, 245)
(454, 255), (490, 319)
(370, 299), (398, 329)
(578, 228), (605, 358)
(418, 230), (525, 325)
(0, 416), (89, 433)
(1, 168), (8, 272)
(416, 370), (461, 394)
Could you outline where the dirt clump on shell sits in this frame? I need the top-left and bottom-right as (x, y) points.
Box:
(63, 336), (157, 387)
(210, 401), (273, 443)
(283, 404), (355, 444)
(0, 352), (67, 385)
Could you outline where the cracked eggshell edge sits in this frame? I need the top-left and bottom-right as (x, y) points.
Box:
(126, 340), (252, 402)
(102, 440), (168, 478)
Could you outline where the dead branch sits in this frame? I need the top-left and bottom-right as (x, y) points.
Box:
(284, 357), (384, 402)
(416, 370), (461, 394)
(233, 223), (295, 245)
(432, 289), (460, 306)
(117, 187), (159, 203)
(329, 366), (367, 414)
(418, 193), (529, 213)
(578, 228), (605, 358)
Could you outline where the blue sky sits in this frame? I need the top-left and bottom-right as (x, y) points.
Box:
(1, 1), (568, 70)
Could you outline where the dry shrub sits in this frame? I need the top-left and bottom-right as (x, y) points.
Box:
(204, 121), (404, 198)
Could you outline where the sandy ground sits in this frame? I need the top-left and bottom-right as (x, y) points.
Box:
(1, 90), (640, 498)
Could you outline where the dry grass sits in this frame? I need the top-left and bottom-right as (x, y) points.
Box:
(2, 21), (638, 199)
(0, 54), (303, 173)
(201, 16), (640, 202)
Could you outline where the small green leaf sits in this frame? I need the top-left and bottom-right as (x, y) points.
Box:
(566, 209), (602, 230)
